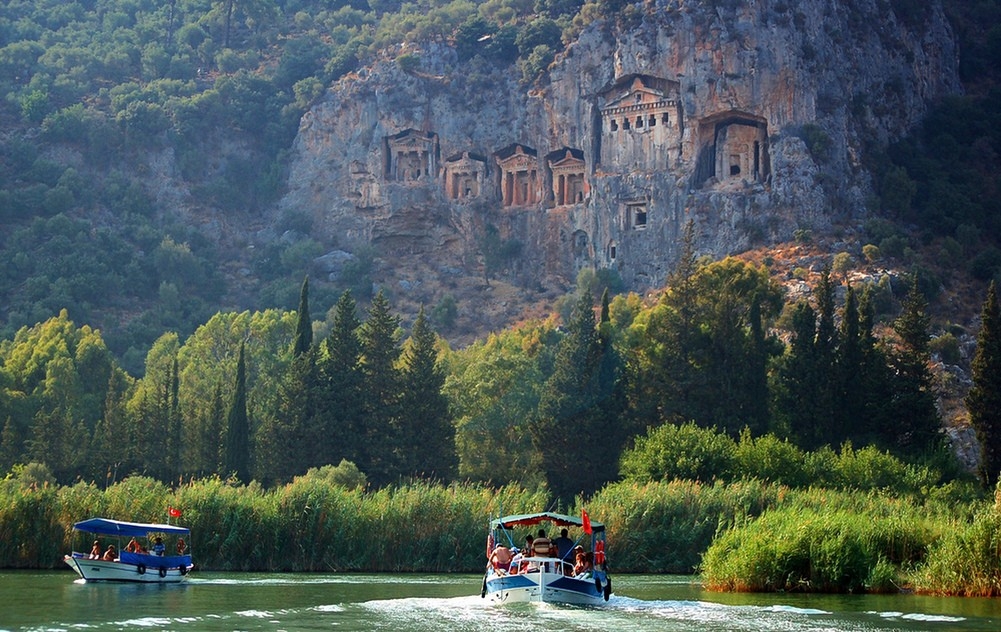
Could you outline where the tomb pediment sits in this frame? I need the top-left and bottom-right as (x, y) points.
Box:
(445, 151), (487, 172)
(495, 144), (537, 169)
(546, 147), (585, 171)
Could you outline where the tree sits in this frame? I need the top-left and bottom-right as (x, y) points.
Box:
(357, 291), (402, 485)
(399, 306), (455, 480)
(968, 281), (1001, 486)
(224, 342), (251, 483)
(293, 275), (312, 356)
(533, 290), (624, 500)
(886, 277), (940, 455)
(315, 291), (365, 469)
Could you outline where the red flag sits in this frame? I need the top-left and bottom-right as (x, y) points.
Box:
(582, 509), (592, 534)
(168, 506), (182, 518)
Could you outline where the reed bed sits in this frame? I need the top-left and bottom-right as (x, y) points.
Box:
(584, 479), (784, 573)
(911, 498), (1001, 596)
(700, 492), (943, 593)
(0, 471), (992, 600)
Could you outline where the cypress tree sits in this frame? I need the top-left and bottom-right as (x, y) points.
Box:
(968, 281), (1001, 486)
(294, 275), (313, 356)
(201, 381), (225, 476)
(166, 356), (182, 481)
(836, 284), (863, 442)
(224, 342), (251, 483)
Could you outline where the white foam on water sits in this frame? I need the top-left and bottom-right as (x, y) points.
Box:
(900, 613), (966, 623)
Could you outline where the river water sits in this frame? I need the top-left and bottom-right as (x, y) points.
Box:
(2, 571), (999, 631)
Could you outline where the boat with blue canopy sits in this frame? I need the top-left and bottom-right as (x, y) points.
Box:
(64, 518), (193, 583)
(481, 511), (611, 605)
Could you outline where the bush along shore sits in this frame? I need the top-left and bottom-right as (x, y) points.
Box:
(2, 470), (1001, 596)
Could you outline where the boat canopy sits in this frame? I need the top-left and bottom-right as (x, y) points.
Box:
(490, 511), (604, 533)
(72, 518), (190, 537)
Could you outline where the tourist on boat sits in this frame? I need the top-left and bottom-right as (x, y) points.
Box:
(489, 544), (513, 573)
(508, 547), (522, 573)
(521, 536), (535, 571)
(152, 536), (165, 556)
(176, 537), (187, 554)
(573, 547), (593, 577)
(125, 537), (140, 553)
(102, 545), (116, 561)
(553, 528), (574, 560)
(89, 540), (101, 559)
(532, 529), (553, 557)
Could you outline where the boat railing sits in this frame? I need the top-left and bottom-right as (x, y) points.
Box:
(501, 555), (575, 577)
(120, 550), (192, 568)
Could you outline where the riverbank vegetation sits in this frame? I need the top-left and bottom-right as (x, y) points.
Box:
(3, 462), (1000, 598)
(4, 252), (1001, 594)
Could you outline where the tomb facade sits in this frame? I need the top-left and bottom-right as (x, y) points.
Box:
(546, 147), (587, 206)
(495, 144), (541, 207)
(598, 74), (682, 172)
(693, 112), (770, 188)
(443, 152), (487, 201)
(384, 129), (438, 183)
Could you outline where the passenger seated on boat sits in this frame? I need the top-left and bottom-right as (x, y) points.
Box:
(102, 545), (117, 561)
(176, 538), (187, 555)
(574, 549), (593, 577)
(89, 540), (101, 559)
(532, 529), (553, 557)
(125, 538), (140, 553)
(489, 545), (512, 573)
(508, 547), (522, 574)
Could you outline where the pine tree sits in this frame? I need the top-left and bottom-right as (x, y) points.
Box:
(224, 342), (251, 483)
(399, 306), (455, 480)
(358, 291), (402, 485)
(887, 277), (940, 455)
(316, 291), (365, 469)
(533, 290), (622, 500)
(968, 281), (1001, 486)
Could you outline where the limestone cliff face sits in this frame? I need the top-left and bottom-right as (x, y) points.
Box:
(281, 0), (960, 294)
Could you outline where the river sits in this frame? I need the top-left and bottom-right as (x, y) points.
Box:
(1, 571), (999, 631)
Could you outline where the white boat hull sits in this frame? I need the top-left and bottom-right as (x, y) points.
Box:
(485, 566), (610, 605)
(64, 555), (191, 583)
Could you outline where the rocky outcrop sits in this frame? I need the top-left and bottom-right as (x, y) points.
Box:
(280, 0), (960, 295)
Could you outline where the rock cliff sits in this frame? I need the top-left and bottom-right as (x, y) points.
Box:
(280, 0), (960, 302)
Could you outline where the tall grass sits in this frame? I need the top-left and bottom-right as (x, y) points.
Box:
(912, 489), (1001, 596)
(585, 479), (784, 573)
(0, 470), (993, 600)
(0, 474), (550, 572)
(701, 490), (944, 593)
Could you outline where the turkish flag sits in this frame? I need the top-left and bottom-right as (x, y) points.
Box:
(168, 506), (182, 518)
(582, 509), (592, 534)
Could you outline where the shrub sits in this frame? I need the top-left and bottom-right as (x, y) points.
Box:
(862, 243), (881, 263)
(620, 422), (736, 483)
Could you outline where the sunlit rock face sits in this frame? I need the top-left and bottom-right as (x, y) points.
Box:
(281, 0), (960, 292)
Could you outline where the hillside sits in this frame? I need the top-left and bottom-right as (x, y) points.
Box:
(0, 0), (1000, 378)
